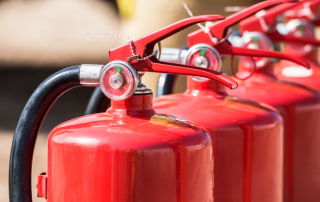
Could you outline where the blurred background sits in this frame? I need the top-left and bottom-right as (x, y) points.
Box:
(0, 0), (261, 201)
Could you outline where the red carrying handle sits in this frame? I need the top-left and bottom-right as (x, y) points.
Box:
(268, 31), (320, 45)
(133, 59), (238, 89)
(110, 15), (225, 62)
(108, 15), (238, 89)
(215, 41), (310, 69)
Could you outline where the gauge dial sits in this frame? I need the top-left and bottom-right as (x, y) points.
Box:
(99, 61), (138, 101)
(241, 32), (274, 69)
(185, 44), (221, 82)
(285, 19), (315, 56)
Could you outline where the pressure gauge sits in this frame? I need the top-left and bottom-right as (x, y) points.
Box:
(99, 61), (138, 101)
(185, 44), (222, 82)
(285, 19), (315, 56)
(241, 32), (274, 69)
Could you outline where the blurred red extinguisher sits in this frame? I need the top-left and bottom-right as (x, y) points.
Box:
(241, 0), (320, 90)
(225, 1), (320, 201)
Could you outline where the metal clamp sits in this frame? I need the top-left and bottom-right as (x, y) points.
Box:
(80, 64), (104, 87)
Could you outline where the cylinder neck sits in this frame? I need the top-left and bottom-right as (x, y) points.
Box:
(185, 76), (227, 96)
(108, 93), (156, 117)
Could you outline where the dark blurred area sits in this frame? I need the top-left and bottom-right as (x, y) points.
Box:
(0, 68), (94, 131)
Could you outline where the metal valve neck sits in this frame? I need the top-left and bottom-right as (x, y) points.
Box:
(134, 72), (152, 95)
(109, 93), (156, 118)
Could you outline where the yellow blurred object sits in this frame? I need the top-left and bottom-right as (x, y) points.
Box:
(117, 0), (136, 19)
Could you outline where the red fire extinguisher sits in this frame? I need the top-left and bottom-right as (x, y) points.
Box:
(240, 0), (320, 90)
(222, 5), (320, 202)
(9, 15), (237, 202)
(83, 1), (311, 202)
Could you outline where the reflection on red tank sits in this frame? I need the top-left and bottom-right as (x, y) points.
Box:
(274, 48), (320, 91)
(47, 94), (214, 202)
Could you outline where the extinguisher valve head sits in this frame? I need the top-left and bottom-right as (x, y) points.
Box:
(282, 19), (316, 55)
(99, 60), (139, 101)
(134, 73), (152, 95)
(236, 32), (274, 68)
(184, 43), (222, 82)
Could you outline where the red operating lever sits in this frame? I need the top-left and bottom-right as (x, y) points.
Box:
(215, 41), (310, 69)
(240, 0), (320, 46)
(109, 15), (238, 89)
(240, 0), (308, 33)
(188, 0), (298, 44)
(187, 0), (310, 69)
(281, 0), (320, 24)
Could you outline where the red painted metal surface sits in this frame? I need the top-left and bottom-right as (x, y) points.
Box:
(47, 93), (214, 201)
(153, 77), (284, 202)
(227, 61), (320, 202)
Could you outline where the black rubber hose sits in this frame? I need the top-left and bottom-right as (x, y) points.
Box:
(84, 87), (110, 115)
(9, 66), (81, 202)
(156, 73), (177, 97)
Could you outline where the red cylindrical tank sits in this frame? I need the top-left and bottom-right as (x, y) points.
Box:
(227, 60), (320, 202)
(153, 77), (284, 202)
(47, 93), (214, 202)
